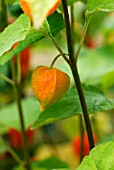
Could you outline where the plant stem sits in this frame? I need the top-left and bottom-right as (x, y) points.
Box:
(16, 85), (31, 170)
(71, 63), (94, 150)
(0, 73), (14, 86)
(75, 16), (92, 62)
(1, 0), (8, 28)
(5, 144), (24, 165)
(70, 4), (75, 47)
(62, 0), (94, 150)
(10, 60), (31, 170)
(17, 54), (21, 84)
(70, 4), (85, 161)
(40, 30), (69, 63)
(50, 53), (69, 68)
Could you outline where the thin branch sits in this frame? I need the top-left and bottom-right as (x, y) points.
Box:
(17, 54), (21, 84)
(0, 73), (14, 86)
(70, 4), (75, 48)
(10, 60), (31, 170)
(5, 145), (24, 165)
(39, 30), (70, 63)
(75, 16), (92, 62)
(50, 53), (69, 68)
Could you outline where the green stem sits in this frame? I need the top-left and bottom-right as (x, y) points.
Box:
(16, 85), (31, 170)
(17, 54), (21, 84)
(10, 60), (31, 170)
(1, 0), (8, 28)
(50, 53), (69, 68)
(62, 0), (94, 150)
(70, 4), (75, 48)
(0, 73), (14, 86)
(75, 16), (92, 62)
(40, 30), (69, 63)
(5, 145), (24, 165)
(10, 59), (16, 82)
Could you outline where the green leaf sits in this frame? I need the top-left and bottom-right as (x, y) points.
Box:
(77, 141), (114, 170)
(102, 71), (114, 91)
(0, 138), (7, 153)
(32, 156), (69, 169)
(87, 12), (107, 35)
(32, 85), (114, 128)
(0, 30), (44, 65)
(5, 0), (16, 4)
(98, 135), (114, 144)
(47, 11), (65, 37)
(86, 0), (114, 15)
(78, 45), (114, 85)
(0, 11), (64, 65)
(0, 97), (40, 130)
(0, 14), (31, 57)
(41, 11), (65, 37)
(76, 156), (97, 170)
(58, 45), (114, 87)
(0, 63), (9, 86)
(8, 3), (22, 17)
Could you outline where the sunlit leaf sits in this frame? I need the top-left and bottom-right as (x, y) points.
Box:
(0, 11), (64, 65)
(86, 0), (114, 15)
(77, 141), (114, 170)
(0, 14), (31, 57)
